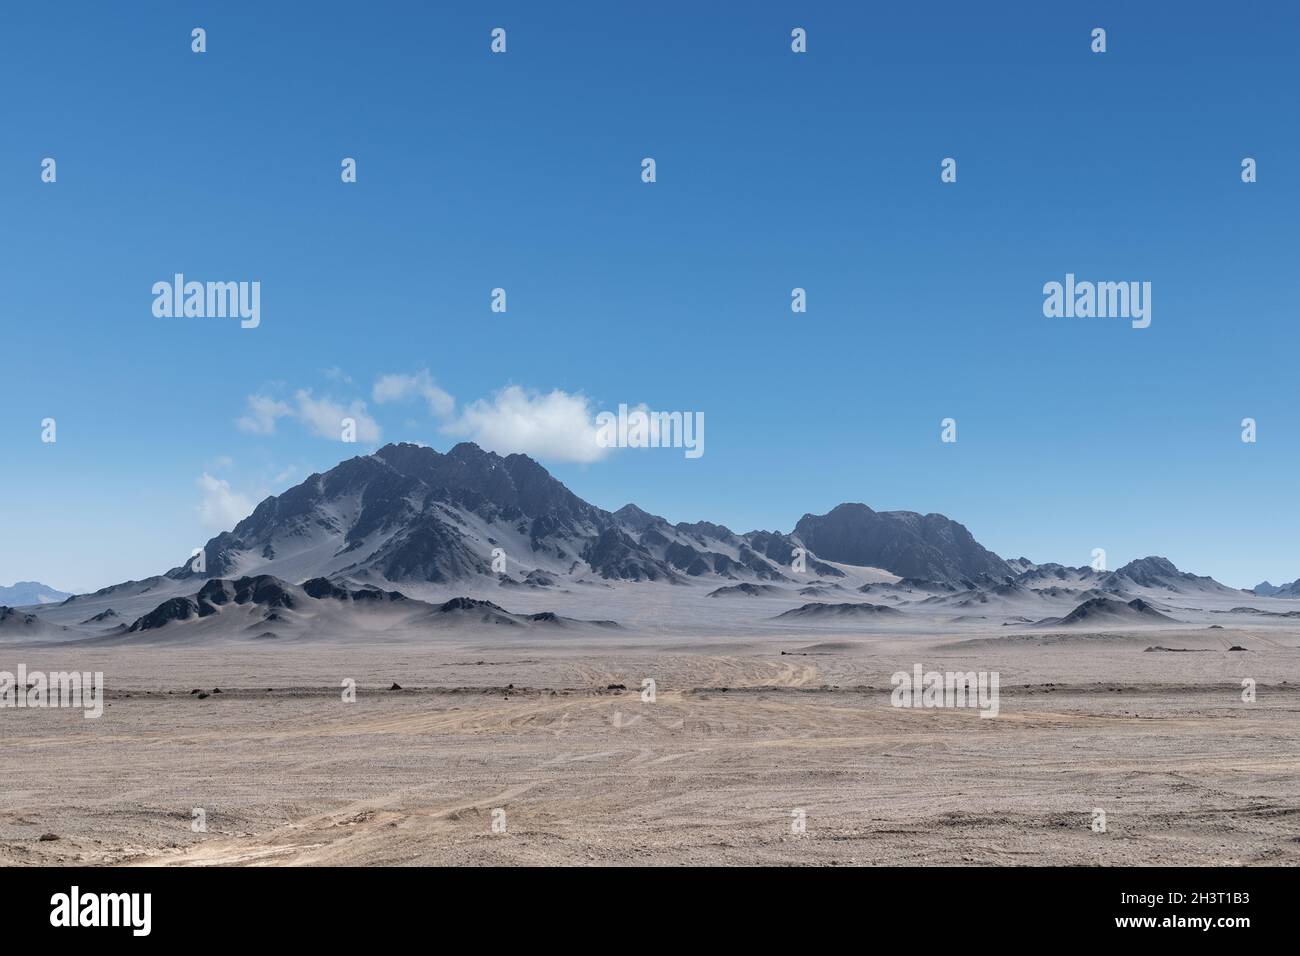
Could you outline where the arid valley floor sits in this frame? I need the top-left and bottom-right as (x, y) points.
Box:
(3, 625), (1297, 867)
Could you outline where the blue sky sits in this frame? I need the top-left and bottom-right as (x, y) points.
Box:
(1, 1), (1296, 592)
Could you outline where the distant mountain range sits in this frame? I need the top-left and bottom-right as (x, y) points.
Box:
(1252, 579), (1300, 598)
(0, 581), (70, 605)
(5, 441), (1293, 643)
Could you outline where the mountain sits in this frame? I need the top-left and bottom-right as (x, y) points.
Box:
(1101, 556), (1238, 594)
(121, 574), (619, 642)
(794, 503), (1011, 583)
(0, 581), (72, 606)
(125, 446), (1252, 607)
(0, 605), (68, 638)
(707, 583), (784, 598)
(774, 601), (903, 621)
(1253, 578), (1300, 597)
(1013, 563), (1102, 588)
(1004, 558), (1245, 600)
(167, 442), (835, 590)
(171, 442), (606, 585)
(13, 441), (1269, 644)
(1035, 596), (1176, 628)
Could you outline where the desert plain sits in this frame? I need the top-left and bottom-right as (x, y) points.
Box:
(2, 622), (1296, 867)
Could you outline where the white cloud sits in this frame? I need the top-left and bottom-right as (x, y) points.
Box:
(197, 473), (255, 531)
(293, 389), (382, 443)
(237, 395), (292, 435)
(441, 385), (609, 464)
(372, 370), (455, 419)
(237, 391), (381, 443)
(238, 377), (631, 465)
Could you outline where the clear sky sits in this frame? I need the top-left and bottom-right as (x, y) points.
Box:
(1, 1), (1296, 593)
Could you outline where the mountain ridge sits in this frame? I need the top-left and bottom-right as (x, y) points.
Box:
(8, 441), (1275, 645)
(151, 443), (1246, 597)
(0, 581), (72, 606)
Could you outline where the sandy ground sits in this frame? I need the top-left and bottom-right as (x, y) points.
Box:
(1, 627), (1297, 866)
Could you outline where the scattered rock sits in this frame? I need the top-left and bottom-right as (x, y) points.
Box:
(38, 833), (59, 842)
(197, 692), (210, 699)
(390, 682), (402, 690)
